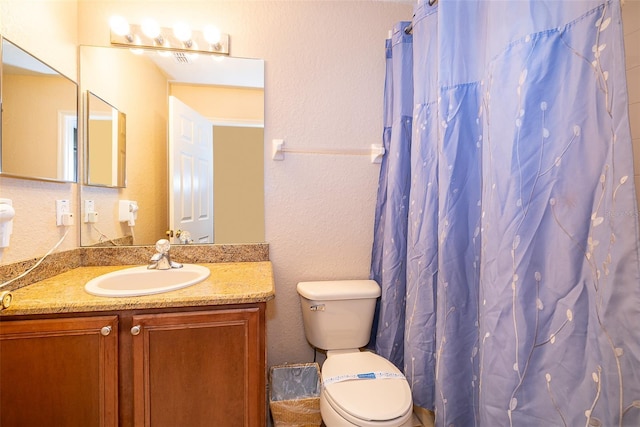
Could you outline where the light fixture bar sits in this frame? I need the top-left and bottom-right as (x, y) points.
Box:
(110, 23), (230, 55)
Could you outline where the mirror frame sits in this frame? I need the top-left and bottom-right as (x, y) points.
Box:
(0, 37), (78, 183)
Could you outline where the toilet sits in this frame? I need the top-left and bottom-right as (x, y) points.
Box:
(297, 280), (414, 427)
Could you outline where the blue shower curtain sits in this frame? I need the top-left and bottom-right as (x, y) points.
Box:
(371, 0), (640, 425)
(371, 20), (413, 372)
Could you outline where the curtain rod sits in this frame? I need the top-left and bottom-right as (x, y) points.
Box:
(404, 21), (413, 35)
(405, 0), (619, 35)
(404, 0), (437, 35)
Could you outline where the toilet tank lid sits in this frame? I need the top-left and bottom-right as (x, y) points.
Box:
(297, 280), (381, 300)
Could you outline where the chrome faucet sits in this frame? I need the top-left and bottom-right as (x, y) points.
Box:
(148, 239), (183, 270)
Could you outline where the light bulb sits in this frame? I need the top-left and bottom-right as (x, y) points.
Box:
(109, 15), (130, 36)
(203, 25), (221, 45)
(141, 18), (161, 39)
(173, 22), (192, 42)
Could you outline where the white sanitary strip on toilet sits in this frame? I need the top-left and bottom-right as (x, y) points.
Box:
(323, 371), (406, 387)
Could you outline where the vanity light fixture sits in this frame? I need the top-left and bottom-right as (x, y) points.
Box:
(173, 22), (193, 47)
(203, 25), (222, 49)
(109, 16), (131, 41)
(109, 15), (230, 55)
(140, 18), (164, 46)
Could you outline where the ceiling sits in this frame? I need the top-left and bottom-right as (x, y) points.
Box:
(145, 50), (264, 88)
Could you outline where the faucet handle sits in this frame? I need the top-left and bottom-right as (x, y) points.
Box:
(155, 239), (171, 254)
(176, 230), (193, 244)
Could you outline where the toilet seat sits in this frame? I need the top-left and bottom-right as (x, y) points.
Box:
(322, 351), (412, 426)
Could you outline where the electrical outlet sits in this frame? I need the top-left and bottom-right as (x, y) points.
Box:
(84, 200), (97, 223)
(56, 199), (70, 226)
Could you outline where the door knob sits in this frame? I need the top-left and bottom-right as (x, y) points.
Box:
(131, 325), (141, 336)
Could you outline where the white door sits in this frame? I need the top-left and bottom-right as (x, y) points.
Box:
(169, 96), (214, 244)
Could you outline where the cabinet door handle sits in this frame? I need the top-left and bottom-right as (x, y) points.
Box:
(131, 325), (141, 336)
(100, 326), (112, 336)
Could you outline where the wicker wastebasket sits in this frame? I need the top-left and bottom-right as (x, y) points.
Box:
(269, 363), (322, 427)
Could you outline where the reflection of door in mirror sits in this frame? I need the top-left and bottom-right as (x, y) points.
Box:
(169, 96), (214, 244)
(169, 84), (265, 245)
(1, 38), (78, 182)
(86, 91), (126, 187)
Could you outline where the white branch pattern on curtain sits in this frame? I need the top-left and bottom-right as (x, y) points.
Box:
(371, 1), (640, 425)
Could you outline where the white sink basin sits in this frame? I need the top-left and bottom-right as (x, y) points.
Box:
(85, 264), (211, 297)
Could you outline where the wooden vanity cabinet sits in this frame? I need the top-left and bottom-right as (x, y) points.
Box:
(126, 307), (265, 427)
(0, 304), (266, 427)
(0, 315), (119, 427)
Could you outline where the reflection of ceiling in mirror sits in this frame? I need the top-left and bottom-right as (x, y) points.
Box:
(144, 51), (264, 88)
(2, 40), (58, 75)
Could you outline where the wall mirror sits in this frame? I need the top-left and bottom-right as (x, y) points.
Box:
(0, 37), (78, 183)
(79, 45), (264, 247)
(86, 91), (126, 187)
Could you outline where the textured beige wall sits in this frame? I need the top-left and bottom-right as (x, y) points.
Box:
(170, 84), (264, 125)
(1, 0), (636, 381)
(87, 119), (114, 185)
(79, 46), (168, 246)
(75, 0), (413, 367)
(0, 0), (77, 79)
(2, 74), (76, 178)
(1, 0), (412, 368)
(0, 0), (79, 263)
(212, 125), (265, 244)
(622, 0), (640, 225)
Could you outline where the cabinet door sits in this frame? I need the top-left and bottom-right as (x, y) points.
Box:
(0, 315), (119, 427)
(131, 308), (264, 427)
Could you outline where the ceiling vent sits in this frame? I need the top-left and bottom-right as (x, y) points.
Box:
(173, 51), (191, 64)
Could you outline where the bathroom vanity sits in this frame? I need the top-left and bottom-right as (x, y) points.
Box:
(0, 262), (274, 427)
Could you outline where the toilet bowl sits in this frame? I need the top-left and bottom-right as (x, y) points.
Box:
(320, 351), (414, 427)
(297, 280), (414, 427)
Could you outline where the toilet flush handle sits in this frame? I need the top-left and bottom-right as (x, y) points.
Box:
(310, 304), (325, 312)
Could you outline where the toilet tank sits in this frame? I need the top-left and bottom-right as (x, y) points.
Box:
(297, 280), (381, 351)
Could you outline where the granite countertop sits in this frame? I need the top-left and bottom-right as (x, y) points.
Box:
(0, 261), (275, 316)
